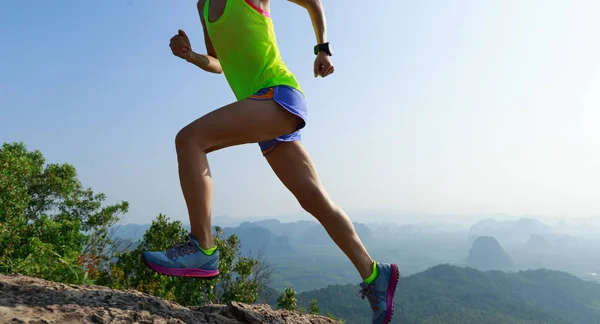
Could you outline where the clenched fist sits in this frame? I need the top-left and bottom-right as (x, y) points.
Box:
(314, 51), (334, 78)
(170, 29), (192, 61)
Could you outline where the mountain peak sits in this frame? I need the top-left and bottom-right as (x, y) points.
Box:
(466, 236), (515, 271)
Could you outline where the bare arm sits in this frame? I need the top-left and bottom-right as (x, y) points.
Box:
(190, 0), (222, 73)
(186, 51), (221, 74)
(169, 0), (222, 74)
(288, 0), (334, 77)
(288, 0), (327, 44)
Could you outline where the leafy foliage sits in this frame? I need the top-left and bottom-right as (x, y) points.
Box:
(98, 214), (273, 306)
(277, 287), (298, 311)
(0, 142), (128, 284)
(1, 141), (274, 310)
(308, 298), (320, 315)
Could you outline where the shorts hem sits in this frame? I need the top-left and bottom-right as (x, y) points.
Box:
(260, 138), (301, 156)
(250, 85), (307, 156)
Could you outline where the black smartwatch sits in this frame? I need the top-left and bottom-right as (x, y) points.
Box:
(314, 42), (333, 56)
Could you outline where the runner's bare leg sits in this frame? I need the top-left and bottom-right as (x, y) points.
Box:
(265, 141), (375, 279)
(176, 98), (302, 249)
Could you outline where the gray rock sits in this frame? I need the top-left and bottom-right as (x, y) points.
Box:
(0, 274), (338, 324)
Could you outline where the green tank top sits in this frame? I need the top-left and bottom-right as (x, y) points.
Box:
(204, 0), (302, 100)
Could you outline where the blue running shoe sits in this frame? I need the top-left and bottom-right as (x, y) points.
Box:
(359, 263), (400, 324)
(141, 234), (219, 278)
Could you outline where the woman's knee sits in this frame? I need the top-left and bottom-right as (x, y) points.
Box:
(175, 126), (189, 151)
(296, 186), (336, 217)
(175, 124), (207, 153)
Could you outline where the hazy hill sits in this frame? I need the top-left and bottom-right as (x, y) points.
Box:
(220, 225), (294, 257)
(466, 236), (515, 271)
(297, 264), (600, 324)
(290, 222), (373, 247)
(524, 234), (552, 251)
(111, 216), (245, 243)
(236, 219), (316, 240)
(469, 218), (553, 246)
(241, 219), (373, 247)
(112, 223), (151, 242)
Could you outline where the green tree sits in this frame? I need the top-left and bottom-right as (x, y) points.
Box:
(99, 214), (273, 306)
(0, 142), (128, 284)
(308, 298), (320, 315)
(277, 287), (298, 311)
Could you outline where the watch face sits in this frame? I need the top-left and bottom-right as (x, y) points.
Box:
(327, 43), (333, 55)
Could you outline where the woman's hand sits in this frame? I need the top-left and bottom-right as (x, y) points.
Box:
(170, 29), (193, 61)
(314, 51), (334, 78)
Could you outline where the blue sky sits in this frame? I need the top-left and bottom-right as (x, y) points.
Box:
(1, 0), (599, 225)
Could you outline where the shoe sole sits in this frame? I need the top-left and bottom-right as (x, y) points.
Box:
(141, 254), (220, 279)
(384, 264), (400, 324)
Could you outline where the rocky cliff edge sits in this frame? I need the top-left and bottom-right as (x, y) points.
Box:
(0, 274), (339, 324)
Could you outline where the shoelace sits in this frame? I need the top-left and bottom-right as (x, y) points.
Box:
(167, 240), (197, 258)
(358, 284), (379, 309)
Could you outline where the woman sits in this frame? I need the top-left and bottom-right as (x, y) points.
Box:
(141, 0), (399, 322)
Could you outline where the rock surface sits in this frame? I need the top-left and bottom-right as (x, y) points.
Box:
(0, 274), (339, 323)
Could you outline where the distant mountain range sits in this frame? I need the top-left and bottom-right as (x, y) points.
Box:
(114, 215), (599, 247)
(468, 218), (554, 245)
(111, 216), (600, 292)
(110, 215), (245, 242)
(468, 217), (600, 246)
(111, 218), (374, 257)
